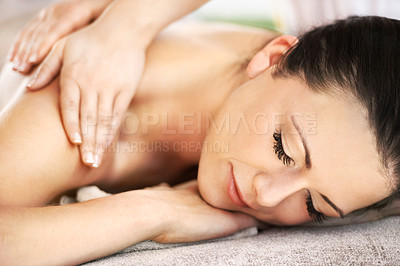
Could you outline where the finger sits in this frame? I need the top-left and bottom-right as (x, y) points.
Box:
(8, 37), (20, 63)
(9, 8), (47, 62)
(12, 19), (41, 72)
(21, 10), (49, 65)
(60, 76), (82, 146)
(28, 21), (68, 66)
(80, 93), (98, 167)
(8, 38), (18, 62)
(8, 26), (29, 62)
(108, 92), (132, 147)
(17, 33), (38, 74)
(27, 29), (57, 66)
(19, 24), (46, 72)
(27, 39), (65, 90)
(93, 94), (114, 168)
(10, 28), (31, 69)
(15, 30), (36, 73)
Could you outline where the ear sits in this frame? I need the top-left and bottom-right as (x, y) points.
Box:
(246, 35), (298, 79)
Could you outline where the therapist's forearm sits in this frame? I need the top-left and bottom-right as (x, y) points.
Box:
(94, 0), (210, 48)
(0, 191), (166, 265)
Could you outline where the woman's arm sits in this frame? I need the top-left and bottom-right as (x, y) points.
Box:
(0, 182), (258, 265)
(0, 190), (165, 265)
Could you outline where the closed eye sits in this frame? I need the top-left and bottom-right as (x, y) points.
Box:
(305, 189), (326, 223)
(273, 132), (294, 167)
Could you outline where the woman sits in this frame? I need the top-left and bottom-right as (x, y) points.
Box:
(9, 0), (399, 168)
(1, 16), (400, 265)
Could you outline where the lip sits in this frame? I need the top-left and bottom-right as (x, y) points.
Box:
(227, 161), (250, 208)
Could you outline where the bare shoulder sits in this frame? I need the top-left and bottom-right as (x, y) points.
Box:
(162, 21), (279, 41)
(159, 20), (280, 53)
(140, 21), (280, 98)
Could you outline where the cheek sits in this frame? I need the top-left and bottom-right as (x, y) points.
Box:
(269, 207), (311, 226)
(272, 192), (312, 225)
(251, 191), (312, 226)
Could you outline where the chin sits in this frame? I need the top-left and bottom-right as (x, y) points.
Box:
(198, 180), (218, 208)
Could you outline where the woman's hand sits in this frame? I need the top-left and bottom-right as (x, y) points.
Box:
(145, 181), (260, 243)
(26, 23), (145, 168)
(8, 0), (113, 74)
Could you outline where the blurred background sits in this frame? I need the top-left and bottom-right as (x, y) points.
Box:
(1, 0), (400, 67)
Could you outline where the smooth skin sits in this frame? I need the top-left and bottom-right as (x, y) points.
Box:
(0, 22), (274, 264)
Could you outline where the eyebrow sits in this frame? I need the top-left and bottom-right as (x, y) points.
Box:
(290, 116), (312, 168)
(320, 194), (345, 218)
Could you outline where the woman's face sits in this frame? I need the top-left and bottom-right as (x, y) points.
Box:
(197, 68), (392, 225)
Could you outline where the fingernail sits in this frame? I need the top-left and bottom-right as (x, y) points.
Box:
(92, 154), (101, 168)
(12, 60), (20, 70)
(86, 152), (95, 164)
(27, 74), (38, 88)
(28, 55), (37, 63)
(18, 62), (26, 72)
(72, 132), (82, 144)
(27, 79), (35, 88)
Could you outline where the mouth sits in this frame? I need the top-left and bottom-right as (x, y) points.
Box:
(227, 161), (250, 208)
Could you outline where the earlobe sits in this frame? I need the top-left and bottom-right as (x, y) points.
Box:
(246, 35), (299, 79)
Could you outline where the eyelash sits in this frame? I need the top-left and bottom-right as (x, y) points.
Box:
(273, 132), (325, 223)
(273, 132), (294, 167)
(306, 190), (326, 224)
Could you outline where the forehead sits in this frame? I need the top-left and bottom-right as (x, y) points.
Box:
(276, 78), (391, 213)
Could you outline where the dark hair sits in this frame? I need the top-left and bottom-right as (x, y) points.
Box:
(272, 16), (400, 221)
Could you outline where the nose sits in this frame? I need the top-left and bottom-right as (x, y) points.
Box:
(252, 172), (307, 207)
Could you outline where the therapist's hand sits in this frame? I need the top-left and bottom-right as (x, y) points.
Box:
(8, 0), (113, 74)
(26, 23), (146, 168)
